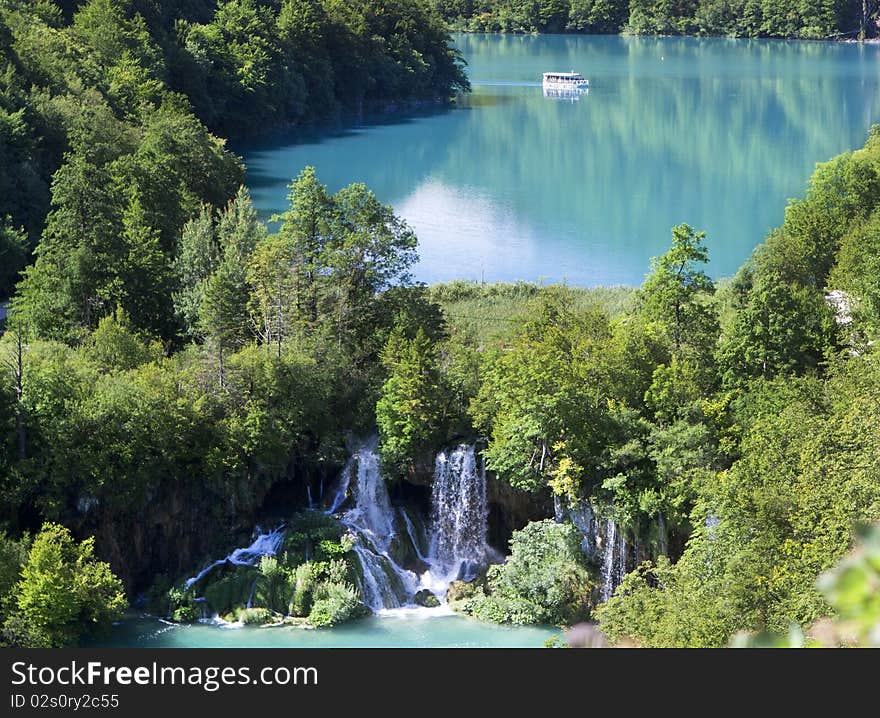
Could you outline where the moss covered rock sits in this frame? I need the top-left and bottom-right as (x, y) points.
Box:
(414, 589), (441, 608)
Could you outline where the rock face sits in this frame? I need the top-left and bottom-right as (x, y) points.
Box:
(83, 454), (335, 595)
(414, 589), (441, 608)
(486, 474), (554, 550)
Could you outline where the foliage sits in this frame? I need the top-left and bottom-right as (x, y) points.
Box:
(307, 580), (364, 627)
(637, 223), (717, 366)
(814, 523), (880, 646)
(597, 356), (880, 646)
(2, 0), (466, 341)
(232, 606), (273, 625)
(1, 523), (126, 647)
(731, 523), (880, 647)
(377, 325), (448, 476)
(434, 0), (870, 38)
(466, 520), (593, 625)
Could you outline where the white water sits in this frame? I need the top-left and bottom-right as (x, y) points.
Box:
(326, 456), (353, 514)
(599, 518), (628, 602)
(334, 445), (419, 610)
(567, 502), (597, 557)
(184, 525), (285, 590)
(400, 507), (430, 565)
(425, 445), (498, 588)
(559, 501), (628, 603)
(325, 441), (497, 611)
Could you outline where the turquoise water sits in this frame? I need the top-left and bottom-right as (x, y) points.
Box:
(101, 612), (560, 648)
(242, 34), (880, 286)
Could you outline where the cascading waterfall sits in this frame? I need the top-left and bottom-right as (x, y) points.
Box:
(599, 518), (628, 602)
(567, 502), (597, 557)
(400, 507), (430, 565)
(600, 519), (617, 602)
(184, 525), (285, 590)
(324, 441), (498, 611)
(328, 443), (418, 611)
(425, 445), (497, 588)
(558, 500), (628, 603)
(326, 457), (353, 514)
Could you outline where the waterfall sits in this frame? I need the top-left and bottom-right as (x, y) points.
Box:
(184, 525), (285, 590)
(600, 519), (617, 602)
(599, 518), (628, 602)
(334, 444), (418, 611)
(567, 502), (597, 557)
(326, 455), (353, 514)
(346, 448), (395, 544)
(246, 577), (258, 609)
(425, 445), (497, 587)
(553, 494), (564, 523)
(325, 441), (499, 612)
(400, 507), (430, 565)
(557, 499), (628, 603)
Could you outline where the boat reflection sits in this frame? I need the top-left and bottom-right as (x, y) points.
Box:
(542, 86), (590, 102)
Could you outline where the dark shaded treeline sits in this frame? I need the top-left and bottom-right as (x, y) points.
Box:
(0, 0), (468, 299)
(433, 0), (877, 38)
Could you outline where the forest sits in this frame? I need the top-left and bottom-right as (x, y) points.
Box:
(432, 0), (878, 38)
(1, 0), (880, 649)
(0, 0), (468, 300)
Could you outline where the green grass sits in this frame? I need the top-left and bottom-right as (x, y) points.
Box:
(428, 280), (637, 344)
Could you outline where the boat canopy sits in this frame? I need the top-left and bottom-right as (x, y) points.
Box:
(543, 72), (586, 80)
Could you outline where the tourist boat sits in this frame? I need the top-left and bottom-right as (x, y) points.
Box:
(542, 71), (590, 91)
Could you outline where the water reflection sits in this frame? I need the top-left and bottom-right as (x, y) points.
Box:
(240, 34), (880, 286)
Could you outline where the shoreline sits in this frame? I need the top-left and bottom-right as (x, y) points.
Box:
(447, 28), (880, 43)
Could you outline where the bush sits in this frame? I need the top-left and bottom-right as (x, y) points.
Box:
(1, 524), (126, 646)
(289, 562), (320, 617)
(203, 571), (258, 617)
(168, 587), (200, 623)
(233, 607), (274, 625)
(467, 520), (593, 626)
(307, 582), (365, 628)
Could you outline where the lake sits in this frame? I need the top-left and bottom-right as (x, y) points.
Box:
(100, 611), (560, 648)
(241, 33), (880, 287)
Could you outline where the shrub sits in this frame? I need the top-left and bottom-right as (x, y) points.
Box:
(467, 520), (593, 626)
(307, 582), (365, 628)
(289, 562), (320, 617)
(233, 607), (274, 625)
(203, 571), (257, 617)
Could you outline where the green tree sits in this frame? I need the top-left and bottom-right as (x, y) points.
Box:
(117, 192), (172, 335)
(0, 219), (27, 299)
(376, 325), (447, 476)
(717, 268), (837, 384)
(322, 182), (418, 348)
(3, 523), (126, 647)
(639, 223), (718, 362)
(247, 233), (298, 354)
(174, 205), (219, 339)
(84, 308), (160, 371)
(472, 290), (612, 498)
(200, 255), (251, 385)
(272, 166), (333, 328)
